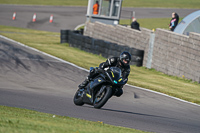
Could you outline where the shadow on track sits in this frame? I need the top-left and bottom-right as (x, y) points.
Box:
(84, 106), (176, 120)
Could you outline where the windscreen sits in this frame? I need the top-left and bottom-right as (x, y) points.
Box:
(109, 67), (122, 79)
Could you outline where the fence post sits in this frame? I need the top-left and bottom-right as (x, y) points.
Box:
(146, 31), (155, 69)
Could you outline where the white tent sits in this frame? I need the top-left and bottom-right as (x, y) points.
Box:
(174, 10), (200, 35)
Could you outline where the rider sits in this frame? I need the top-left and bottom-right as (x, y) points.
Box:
(78, 51), (131, 97)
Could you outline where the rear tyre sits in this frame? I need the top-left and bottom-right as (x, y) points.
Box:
(93, 86), (112, 109)
(73, 89), (84, 106)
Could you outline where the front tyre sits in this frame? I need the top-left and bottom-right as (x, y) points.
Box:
(93, 86), (112, 109)
(73, 89), (84, 106)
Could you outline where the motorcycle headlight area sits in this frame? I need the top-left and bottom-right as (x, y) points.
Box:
(114, 80), (118, 84)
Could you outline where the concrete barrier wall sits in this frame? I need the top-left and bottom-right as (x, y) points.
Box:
(152, 29), (200, 82)
(84, 22), (200, 83)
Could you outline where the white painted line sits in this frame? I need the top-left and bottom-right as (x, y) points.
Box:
(74, 23), (85, 30)
(0, 35), (199, 107)
(0, 35), (89, 72)
(11, 57), (68, 63)
(126, 84), (200, 107)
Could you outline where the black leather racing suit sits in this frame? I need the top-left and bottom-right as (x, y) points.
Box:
(89, 57), (130, 97)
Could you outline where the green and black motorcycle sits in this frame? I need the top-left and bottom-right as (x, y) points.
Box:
(73, 67), (125, 109)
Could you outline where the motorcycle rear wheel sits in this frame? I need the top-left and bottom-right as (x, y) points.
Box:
(73, 89), (84, 106)
(93, 86), (112, 109)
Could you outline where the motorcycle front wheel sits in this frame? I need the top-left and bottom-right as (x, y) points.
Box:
(93, 86), (112, 109)
(73, 89), (84, 106)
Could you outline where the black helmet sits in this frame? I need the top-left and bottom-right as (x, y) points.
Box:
(120, 51), (131, 66)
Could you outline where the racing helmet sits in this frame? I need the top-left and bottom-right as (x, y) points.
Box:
(120, 51), (131, 66)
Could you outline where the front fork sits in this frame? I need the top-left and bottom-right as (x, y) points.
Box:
(78, 88), (85, 97)
(94, 86), (107, 103)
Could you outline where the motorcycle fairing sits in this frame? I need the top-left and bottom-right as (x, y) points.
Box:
(89, 76), (106, 91)
(82, 76), (106, 105)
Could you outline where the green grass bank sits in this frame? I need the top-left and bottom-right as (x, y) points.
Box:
(120, 18), (183, 31)
(0, 105), (149, 133)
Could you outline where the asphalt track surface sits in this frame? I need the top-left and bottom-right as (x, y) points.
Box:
(1, 4), (200, 133)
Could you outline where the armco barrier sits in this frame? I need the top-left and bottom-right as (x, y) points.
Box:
(61, 30), (144, 67)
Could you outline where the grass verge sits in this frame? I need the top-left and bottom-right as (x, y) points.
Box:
(120, 18), (183, 30)
(0, 105), (148, 133)
(0, 0), (200, 8)
(0, 25), (200, 105)
(122, 0), (200, 8)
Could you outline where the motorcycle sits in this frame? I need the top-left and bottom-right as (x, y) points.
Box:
(73, 67), (125, 109)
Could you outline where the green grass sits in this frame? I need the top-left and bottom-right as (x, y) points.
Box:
(0, 25), (200, 105)
(0, 0), (200, 8)
(0, 0), (88, 6)
(122, 0), (200, 8)
(120, 18), (183, 30)
(0, 105), (148, 133)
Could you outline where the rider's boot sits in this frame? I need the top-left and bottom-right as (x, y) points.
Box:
(78, 77), (89, 89)
(78, 68), (97, 89)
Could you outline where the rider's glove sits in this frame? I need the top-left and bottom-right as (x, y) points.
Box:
(123, 78), (128, 84)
